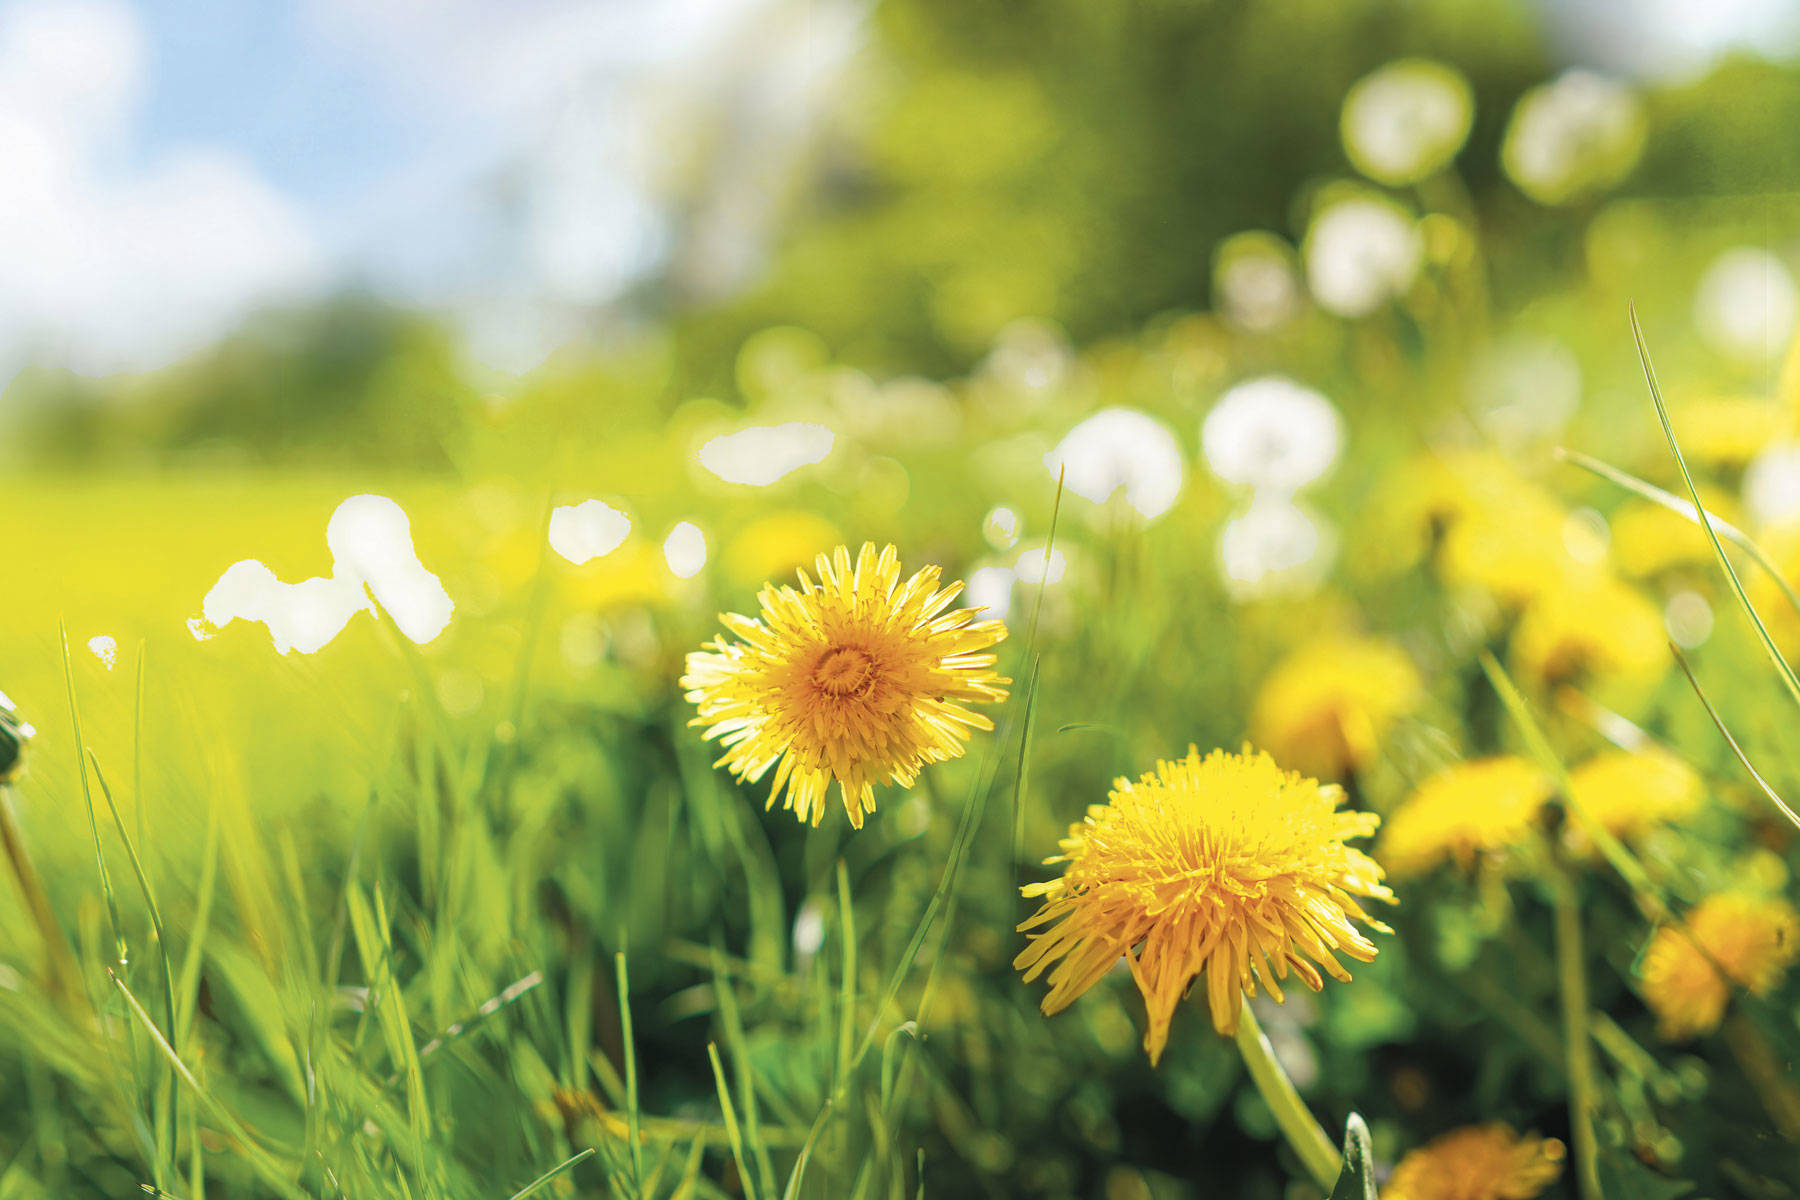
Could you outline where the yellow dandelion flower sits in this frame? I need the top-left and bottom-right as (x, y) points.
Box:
(1249, 635), (1422, 781)
(1014, 747), (1392, 1064)
(682, 543), (1009, 827)
(1609, 487), (1740, 578)
(1511, 575), (1665, 688)
(1380, 757), (1551, 879)
(1749, 520), (1800, 653)
(722, 511), (842, 588)
(1384, 1124), (1565, 1200)
(1671, 395), (1789, 466)
(1640, 891), (1800, 1040)
(1440, 500), (1579, 608)
(1373, 448), (1555, 576)
(1565, 748), (1701, 851)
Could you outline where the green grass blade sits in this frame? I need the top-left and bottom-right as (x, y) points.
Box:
(505, 1148), (595, 1200)
(1477, 651), (1672, 922)
(1630, 304), (1800, 711)
(174, 796), (219, 1045)
(1012, 470), (1064, 865)
(133, 641), (147, 858)
(1670, 645), (1800, 832)
(346, 883), (433, 1172)
(785, 474), (1065, 1199)
(85, 751), (181, 1185)
(706, 1043), (758, 1200)
(710, 945), (777, 1198)
(1555, 447), (1800, 621)
(109, 970), (306, 1200)
(616, 951), (644, 1194)
(833, 859), (856, 1093)
(61, 624), (127, 967)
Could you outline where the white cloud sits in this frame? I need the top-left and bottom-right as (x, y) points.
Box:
(302, 0), (861, 367)
(0, 1), (322, 375)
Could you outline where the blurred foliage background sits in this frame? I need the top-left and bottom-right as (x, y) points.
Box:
(4, 1), (1800, 1197)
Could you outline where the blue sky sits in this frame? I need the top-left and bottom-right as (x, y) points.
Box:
(0, 0), (825, 374)
(132, 0), (412, 213)
(0, 0), (1791, 380)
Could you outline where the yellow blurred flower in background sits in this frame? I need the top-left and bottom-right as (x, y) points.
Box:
(1564, 747), (1701, 851)
(1510, 575), (1665, 688)
(1439, 500), (1578, 608)
(1374, 449), (1564, 591)
(1384, 1124), (1565, 1200)
(1381, 757), (1551, 878)
(1608, 487), (1741, 579)
(1249, 635), (1422, 781)
(1640, 892), (1800, 1040)
(1746, 519), (1800, 651)
(722, 512), (844, 589)
(683, 544), (1009, 827)
(1015, 747), (1392, 1063)
(1670, 396), (1790, 467)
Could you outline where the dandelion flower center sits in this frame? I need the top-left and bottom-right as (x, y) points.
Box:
(812, 645), (876, 696)
(1015, 747), (1392, 1064)
(683, 543), (1010, 827)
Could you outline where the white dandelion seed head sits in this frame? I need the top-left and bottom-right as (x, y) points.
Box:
(202, 561), (372, 656)
(1694, 247), (1798, 366)
(1202, 376), (1342, 492)
(981, 318), (1072, 396)
(1213, 231), (1302, 334)
(1013, 545), (1067, 588)
(1665, 590), (1713, 650)
(87, 635), (117, 669)
(982, 505), (1021, 550)
(1043, 408), (1185, 520)
(1469, 335), (1582, 444)
(1502, 70), (1645, 206)
(663, 521), (707, 579)
(965, 565), (1016, 621)
(200, 495), (453, 655)
(1304, 195), (1423, 319)
(1341, 58), (1474, 187)
(1219, 495), (1336, 599)
(1745, 442), (1800, 528)
(327, 495), (454, 646)
(697, 421), (834, 486)
(548, 499), (632, 566)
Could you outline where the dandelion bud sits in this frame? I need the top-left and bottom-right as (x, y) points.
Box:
(0, 692), (35, 785)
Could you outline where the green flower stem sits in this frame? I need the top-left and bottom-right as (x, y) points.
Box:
(1235, 1002), (1340, 1192)
(0, 783), (79, 1001)
(1549, 857), (1603, 1200)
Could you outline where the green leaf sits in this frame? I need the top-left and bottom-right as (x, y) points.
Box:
(1329, 1113), (1378, 1200)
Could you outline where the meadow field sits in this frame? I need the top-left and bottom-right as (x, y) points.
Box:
(5, 3), (1800, 1198)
